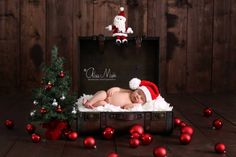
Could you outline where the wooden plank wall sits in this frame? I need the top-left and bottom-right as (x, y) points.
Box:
(167, 0), (236, 93)
(0, 0), (235, 94)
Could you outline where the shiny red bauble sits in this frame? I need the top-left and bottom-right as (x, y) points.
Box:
(141, 133), (152, 145)
(40, 107), (47, 114)
(45, 82), (53, 90)
(181, 126), (194, 136)
(174, 117), (181, 127)
(103, 127), (115, 140)
(59, 71), (65, 78)
(129, 138), (140, 148)
(107, 152), (119, 157)
(215, 143), (226, 154)
(180, 121), (187, 128)
(68, 131), (78, 141)
(129, 124), (144, 135)
(83, 136), (96, 149)
(153, 146), (167, 157)
(56, 105), (63, 113)
(31, 133), (41, 143)
(26, 124), (35, 134)
(130, 132), (141, 139)
(4, 119), (14, 129)
(203, 107), (213, 117)
(179, 133), (191, 145)
(213, 119), (223, 129)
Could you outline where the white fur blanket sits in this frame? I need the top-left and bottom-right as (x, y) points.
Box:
(76, 94), (173, 112)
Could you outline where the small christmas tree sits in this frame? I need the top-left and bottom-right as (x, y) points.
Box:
(29, 46), (77, 140)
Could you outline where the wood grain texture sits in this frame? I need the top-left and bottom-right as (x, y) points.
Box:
(127, 0), (147, 36)
(76, 0), (94, 36)
(93, 0), (124, 36)
(167, 94), (236, 157)
(0, 0), (19, 91)
(147, 0), (167, 94)
(186, 0), (213, 93)
(166, 1), (187, 93)
(20, 0), (46, 90)
(229, 0), (236, 92)
(46, 0), (73, 82)
(212, 0), (231, 92)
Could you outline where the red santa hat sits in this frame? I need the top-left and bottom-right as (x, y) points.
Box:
(129, 78), (160, 102)
(117, 7), (126, 21)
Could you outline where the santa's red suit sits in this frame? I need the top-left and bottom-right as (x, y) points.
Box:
(106, 7), (133, 44)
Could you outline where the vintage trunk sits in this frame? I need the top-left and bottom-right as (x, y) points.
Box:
(77, 111), (173, 134)
(77, 36), (173, 134)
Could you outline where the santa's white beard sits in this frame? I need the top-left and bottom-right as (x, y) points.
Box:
(113, 18), (126, 33)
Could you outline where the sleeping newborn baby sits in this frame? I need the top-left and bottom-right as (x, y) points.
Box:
(83, 78), (160, 109)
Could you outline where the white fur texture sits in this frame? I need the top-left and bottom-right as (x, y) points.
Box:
(129, 78), (141, 90)
(76, 94), (173, 112)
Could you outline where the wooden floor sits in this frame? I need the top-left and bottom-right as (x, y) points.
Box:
(0, 92), (235, 157)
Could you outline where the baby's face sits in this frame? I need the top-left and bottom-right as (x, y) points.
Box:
(130, 89), (146, 104)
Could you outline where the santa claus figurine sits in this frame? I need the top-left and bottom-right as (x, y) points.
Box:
(105, 7), (133, 45)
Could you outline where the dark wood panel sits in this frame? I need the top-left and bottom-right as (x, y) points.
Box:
(166, 1), (187, 93)
(20, 0), (46, 90)
(127, 0), (147, 36)
(62, 136), (115, 157)
(76, 0), (94, 36)
(192, 93), (236, 125)
(46, 0), (73, 74)
(186, 0), (213, 93)
(147, 0), (167, 94)
(229, 0), (236, 92)
(0, 0), (19, 91)
(167, 94), (236, 157)
(212, 0), (231, 92)
(93, 0), (121, 36)
(0, 41), (18, 89)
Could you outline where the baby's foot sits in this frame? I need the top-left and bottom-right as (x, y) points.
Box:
(82, 98), (94, 109)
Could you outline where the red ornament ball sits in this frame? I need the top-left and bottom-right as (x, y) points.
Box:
(83, 136), (96, 149)
(56, 105), (63, 113)
(153, 146), (167, 157)
(103, 127), (115, 140)
(141, 133), (152, 145)
(107, 152), (119, 157)
(45, 82), (53, 90)
(4, 119), (14, 129)
(130, 132), (141, 139)
(174, 117), (181, 127)
(26, 124), (35, 134)
(59, 71), (65, 78)
(129, 124), (144, 135)
(213, 119), (223, 130)
(203, 107), (213, 117)
(179, 133), (191, 145)
(181, 126), (194, 136)
(129, 138), (140, 148)
(68, 131), (78, 141)
(215, 143), (226, 154)
(180, 121), (187, 128)
(40, 107), (47, 114)
(31, 133), (41, 143)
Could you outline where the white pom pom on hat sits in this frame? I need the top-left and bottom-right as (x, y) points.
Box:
(129, 78), (141, 90)
(129, 78), (160, 102)
(120, 7), (124, 11)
